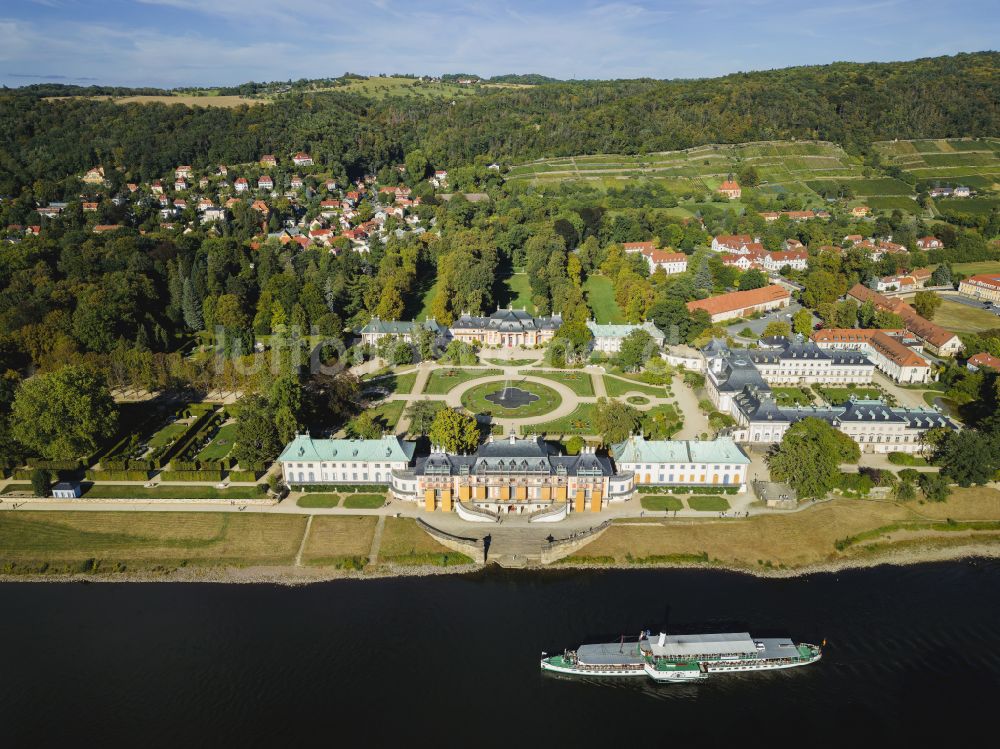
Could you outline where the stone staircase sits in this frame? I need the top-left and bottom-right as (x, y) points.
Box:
(486, 527), (547, 568)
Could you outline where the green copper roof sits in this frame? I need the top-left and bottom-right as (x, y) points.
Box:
(279, 435), (416, 463)
(586, 321), (666, 340)
(611, 436), (750, 465)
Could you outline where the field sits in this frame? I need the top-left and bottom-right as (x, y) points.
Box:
(423, 368), (501, 394)
(530, 370), (596, 396)
(0, 512), (306, 573)
(952, 261), (1000, 277)
(561, 489), (1000, 569)
(508, 141), (864, 197)
(461, 380), (562, 419)
(805, 177), (913, 196)
(377, 517), (474, 566)
(937, 198), (1000, 217)
(47, 94), (265, 108)
(300, 516), (377, 567)
(867, 196), (923, 213)
(874, 138), (1000, 186)
(920, 299), (1000, 334)
(583, 275), (625, 324)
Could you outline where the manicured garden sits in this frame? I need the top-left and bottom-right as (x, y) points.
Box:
(770, 386), (814, 406)
(362, 371), (417, 396)
(423, 368), (501, 394)
(531, 370), (595, 396)
(342, 493), (387, 509)
(81, 484), (268, 500)
(297, 493), (340, 508)
(195, 423), (238, 462)
(604, 375), (664, 398)
(461, 379), (562, 418)
(816, 386), (885, 405)
(687, 495), (731, 512)
(524, 403), (597, 435)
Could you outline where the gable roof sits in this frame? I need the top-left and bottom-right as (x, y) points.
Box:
(278, 435), (415, 463)
(686, 285), (789, 317)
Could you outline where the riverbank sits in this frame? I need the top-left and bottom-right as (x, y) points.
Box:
(1, 490), (998, 583)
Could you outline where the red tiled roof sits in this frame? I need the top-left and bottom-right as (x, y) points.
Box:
(968, 352), (1000, 370)
(686, 284), (789, 317)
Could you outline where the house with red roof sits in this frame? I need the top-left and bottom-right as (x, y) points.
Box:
(967, 352), (1000, 372)
(175, 166), (193, 179)
(686, 284), (790, 323)
(959, 272), (1000, 304)
(292, 152), (313, 166)
(260, 155), (277, 167)
(717, 180), (741, 199)
(916, 236), (943, 250)
(257, 176), (274, 191)
(711, 234), (761, 253)
(234, 177), (249, 193)
(846, 283), (962, 356)
(851, 205), (870, 217)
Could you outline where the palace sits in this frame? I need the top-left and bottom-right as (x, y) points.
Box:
(358, 317), (447, 348)
(812, 329), (932, 384)
(279, 435), (415, 485)
(587, 321), (666, 353)
(611, 436), (750, 491)
(449, 307), (562, 348)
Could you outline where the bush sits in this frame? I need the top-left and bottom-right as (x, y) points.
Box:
(888, 452), (929, 466)
(30, 468), (52, 497)
(85, 469), (152, 481)
(228, 470), (260, 482)
(838, 472), (873, 497)
(897, 468), (922, 482)
(564, 436), (584, 455)
(158, 469), (225, 482)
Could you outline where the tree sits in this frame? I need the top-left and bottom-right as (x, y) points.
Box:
(931, 264), (952, 286)
(232, 395), (282, 467)
(737, 165), (760, 188)
(918, 472), (951, 502)
(738, 269), (767, 291)
(912, 291), (942, 321)
(11, 365), (118, 460)
(793, 309), (813, 337)
(762, 321), (792, 339)
(617, 328), (655, 372)
(347, 411), (383, 440)
(767, 418), (860, 499)
(181, 277), (204, 331)
(30, 468), (51, 497)
(428, 408), (480, 454)
(802, 270), (844, 308)
(405, 400), (440, 436)
(593, 397), (641, 445)
(564, 435), (584, 455)
(405, 150), (429, 182)
(936, 430), (1000, 487)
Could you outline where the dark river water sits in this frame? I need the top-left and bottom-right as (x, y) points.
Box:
(2, 561), (999, 747)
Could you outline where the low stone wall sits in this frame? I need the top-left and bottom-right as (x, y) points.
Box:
(540, 520), (612, 564)
(416, 519), (486, 564)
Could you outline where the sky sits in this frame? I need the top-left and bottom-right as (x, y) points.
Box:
(1, 0), (997, 88)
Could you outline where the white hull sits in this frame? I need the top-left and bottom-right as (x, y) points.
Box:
(540, 660), (646, 678)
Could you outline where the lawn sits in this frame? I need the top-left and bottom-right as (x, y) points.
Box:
(583, 275), (625, 324)
(500, 272), (536, 313)
(296, 493), (340, 508)
(481, 357), (538, 367)
(81, 484), (267, 500)
(640, 496), (684, 512)
(687, 495), (731, 512)
(362, 371), (417, 396)
(603, 375), (664, 397)
(369, 400), (405, 430)
(147, 421), (189, 450)
(817, 386), (883, 405)
(770, 386), (814, 406)
(300, 516), (377, 567)
(342, 493), (387, 509)
(531, 370), (596, 396)
(951, 261), (1000, 277)
(562, 490), (1000, 568)
(195, 423), (238, 462)
(0, 512), (306, 573)
(461, 379), (562, 419)
(525, 403), (598, 435)
(377, 517), (474, 566)
(423, 368), (501, 394)
(926, 299), (1000, 334)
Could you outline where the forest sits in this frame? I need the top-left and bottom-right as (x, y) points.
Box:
(1, 52), (998, 194)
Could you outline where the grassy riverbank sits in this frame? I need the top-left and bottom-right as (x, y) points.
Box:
(561, 488), (1000, 571)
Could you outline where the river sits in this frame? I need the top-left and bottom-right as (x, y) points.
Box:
(3, 560), (998, 746)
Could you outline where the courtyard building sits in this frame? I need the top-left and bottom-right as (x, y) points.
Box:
(958, 273), (1000, 304)
(812, 329), (932, 384)
(686, 285), (790, 324)
(587, 321), (666, 353)
(358, 317), (447, 348)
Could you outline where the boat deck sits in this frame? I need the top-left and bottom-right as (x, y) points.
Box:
(577, 642), (645, 666)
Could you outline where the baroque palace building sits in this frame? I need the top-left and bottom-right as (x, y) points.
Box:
(279, 433), (752, 517)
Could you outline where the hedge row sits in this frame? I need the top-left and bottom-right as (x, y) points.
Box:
(291, 484), (383, 493)
(228, 470), (261, 482)
(23, 459), (83, 471)
(12, 467), (81, 481)
(636, 485), (740, 495)
(164, 408), (224, 467)
(170, 457), (235, 472)
(159, 469), (225, 482)
(85, 469), (152, 481)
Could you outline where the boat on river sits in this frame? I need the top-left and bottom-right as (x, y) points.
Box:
(541, 631), (822, 683)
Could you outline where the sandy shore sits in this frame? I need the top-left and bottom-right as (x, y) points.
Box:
(1, 540), (998, 585)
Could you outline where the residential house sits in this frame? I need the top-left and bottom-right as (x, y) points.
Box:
(174, 178), (188, 191)
(257, 175), (274, 191)
(92, 224), (120, 233)
(763, 250), (808, 272)
(175, 166), (193, 179)
(711, 234), (761, 253)
(251, 199), (270, 216)
(82, 167), (105, 185)
(958, 273), (1000, 304)
(717, 180), (741, 199)
(260, 155), (277, 167)
(200, 208), (226, 224)
(967, 352), (1000, 372)
(916, 236), (942, 250)
(290, 175), (304, 189)
(151, 181), (164, 195)
(851, 205), (870, 217)
(234, 178), (249, 193)
(292, 152), (314, 166)
(82, 202), (98, 212)
(953, 186), (971, 197)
